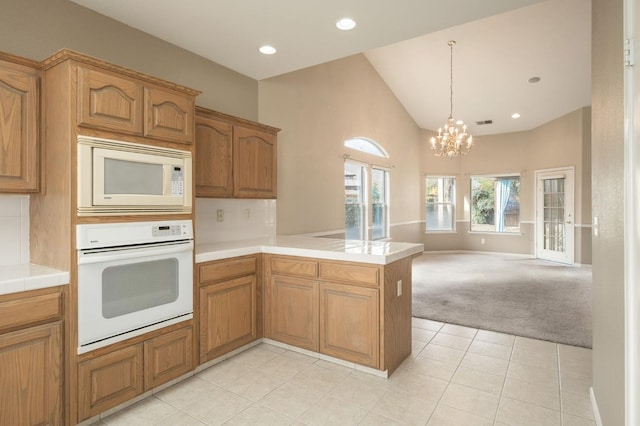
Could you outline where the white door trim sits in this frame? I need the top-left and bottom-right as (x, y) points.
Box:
(625, 0), (639, 423)
(534, 166), (575, 264)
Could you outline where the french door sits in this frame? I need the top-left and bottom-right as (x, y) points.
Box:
(535, 167), (575, 264)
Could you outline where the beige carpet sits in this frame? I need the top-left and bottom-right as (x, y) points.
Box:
(412, 252), (592, 348)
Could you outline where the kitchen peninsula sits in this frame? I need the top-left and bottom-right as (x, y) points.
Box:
(196, 236), (423, 376)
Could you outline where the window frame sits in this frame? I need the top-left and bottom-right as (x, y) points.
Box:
(469, 173), (522, 235)
(371, 166), (390, 240)
(344, 159), (390, 241)
(425, 175), (457, 233)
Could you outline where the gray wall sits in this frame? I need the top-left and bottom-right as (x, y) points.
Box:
(591, 0), (626, 424)
(0, 0), (258, 120)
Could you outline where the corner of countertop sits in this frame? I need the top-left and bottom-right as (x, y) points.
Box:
(0, 263), (70, 296)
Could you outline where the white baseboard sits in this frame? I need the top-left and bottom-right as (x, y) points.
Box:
(590, 387), (604, 426)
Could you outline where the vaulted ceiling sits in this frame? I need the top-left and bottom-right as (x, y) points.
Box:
(70, 0), (591, 136)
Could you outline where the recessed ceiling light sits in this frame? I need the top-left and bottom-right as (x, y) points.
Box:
(259, 45), (277, 55)
(512, 113), (521, 119)
(336, 18), (356, 31)
(528, 76), (541, 84)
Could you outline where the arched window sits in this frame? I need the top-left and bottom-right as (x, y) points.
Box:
(344, 137), (389, 158)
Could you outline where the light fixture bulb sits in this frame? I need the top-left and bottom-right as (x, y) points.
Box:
(259, 45), (277, 55)
(336, 18), (356, 30)
(512, 113), (521, 119)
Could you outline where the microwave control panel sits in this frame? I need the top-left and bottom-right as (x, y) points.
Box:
(171, 166), (184, 196)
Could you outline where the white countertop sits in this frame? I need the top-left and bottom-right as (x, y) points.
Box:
(196, 236), (424, 265)
(0, 264), (70, 296)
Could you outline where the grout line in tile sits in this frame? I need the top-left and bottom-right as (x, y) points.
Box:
(557, 343), (565, 426)
(493, 331), (517, 425)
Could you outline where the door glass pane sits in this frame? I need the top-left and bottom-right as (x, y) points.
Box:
(104, 158), (163, 195)
(102, 258), (179, 318)
(543, 178), (565, 252)
(372, 168), (387, 240)
(345, 163), (365, 240)
(426, 177), (455, 231)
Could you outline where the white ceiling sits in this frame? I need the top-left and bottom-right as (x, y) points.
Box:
(69, 0), (591, 136)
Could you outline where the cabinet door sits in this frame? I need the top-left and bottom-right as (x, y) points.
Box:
(195, 115), (233, 197)
(144, 326), (193, 389)
(78, 344), (144, 421)
(0, 322), (62, 426)
(144, 87), (194, 144)
(269, 275), (318, 351)
(200, 275), (257, 362)
(320, 283), (379, 368)
(0, 60), (39, 192)
(77, 66), (144, 134)
(233, 126), (277, 198)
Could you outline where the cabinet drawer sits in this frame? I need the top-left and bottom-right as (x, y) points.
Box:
(199, 256), (257, 284)
(319, 262), (380, 287)
(270, 256), (318, 278)
(0, 291), (62, 332)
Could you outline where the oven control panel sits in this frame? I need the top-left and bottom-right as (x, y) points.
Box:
(76, 220), (193, 249)
(152, 224), (189, 238)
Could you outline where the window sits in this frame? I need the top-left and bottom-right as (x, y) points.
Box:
(471, 175), (521, 233)
(345, 162), (365, 240)
(344, 137), (388, 158)
(426, 177), (455, 232)
(344, 162), (389, 240)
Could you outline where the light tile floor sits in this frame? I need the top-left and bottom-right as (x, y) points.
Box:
(94, 319), (595, 425)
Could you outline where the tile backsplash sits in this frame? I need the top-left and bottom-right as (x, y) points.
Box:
(0, 195), (29, 265)
(195, 198), (276, 244)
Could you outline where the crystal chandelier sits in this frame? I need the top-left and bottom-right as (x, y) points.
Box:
(430, 40), (473, 158)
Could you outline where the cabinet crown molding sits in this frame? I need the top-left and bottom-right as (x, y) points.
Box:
(196, 105), (280, 135)
(42, 49), (201, 96)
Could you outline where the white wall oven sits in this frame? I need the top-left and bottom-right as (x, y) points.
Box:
(77, 136), (192, 216)
(76, 220), (193, 354)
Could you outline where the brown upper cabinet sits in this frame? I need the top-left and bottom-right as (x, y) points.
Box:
(195, 107), (278, 198)
(77, 64), (194, 144)
(77, 66), (143, 135)
(0, 53), (40, 193)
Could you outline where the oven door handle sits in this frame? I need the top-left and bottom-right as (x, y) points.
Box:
(77, 241), (193, 265)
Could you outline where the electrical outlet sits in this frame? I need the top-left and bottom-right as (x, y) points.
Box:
(397, 280), (402, 296)
(244, 208), (251, 219)
(481, 238), (485, 245)
(593, 216), (599, 237)
(216, 209), (224, 222)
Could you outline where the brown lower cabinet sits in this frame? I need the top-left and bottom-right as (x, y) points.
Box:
(77, 325), (193, 421)
(319, 282), (379, 368)
(265, 254), (413, 373)
(0, 322), (63, 426)
(0, 287), (64, 426)
(198, 255), (259, 363)
(269, 275), (319, 351)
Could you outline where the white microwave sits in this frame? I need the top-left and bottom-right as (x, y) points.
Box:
(77, 136), (192, 215)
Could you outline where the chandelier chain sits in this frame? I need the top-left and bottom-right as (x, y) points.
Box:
(430, 39), (473, 158)
(449, 40), (454, 119)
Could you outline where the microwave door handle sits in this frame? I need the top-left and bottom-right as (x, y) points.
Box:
(77, 241), (193, 265)
(164, 164), (172, 197)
